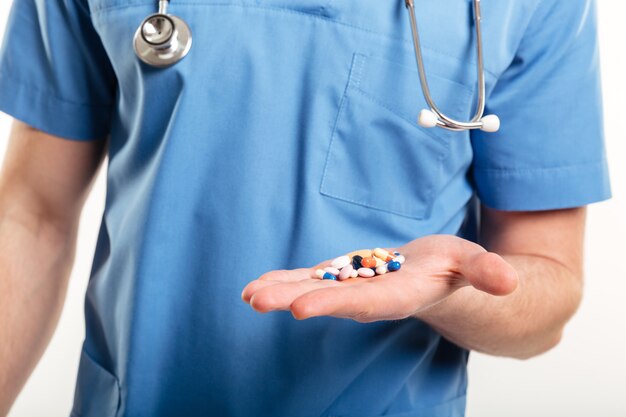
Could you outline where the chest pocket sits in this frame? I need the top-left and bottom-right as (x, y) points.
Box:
(320, 53), (473, 220)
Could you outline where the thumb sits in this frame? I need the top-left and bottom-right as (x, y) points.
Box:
(458, 251), (519, 296)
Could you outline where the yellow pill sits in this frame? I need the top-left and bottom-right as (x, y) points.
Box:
(346, 249), (373, 259)
(373, 248), (394, 262)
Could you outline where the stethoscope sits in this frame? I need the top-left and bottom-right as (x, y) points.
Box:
(133, 0), (499, 133)
(406, 0), (499, 132)
(133, 0), (192, 68)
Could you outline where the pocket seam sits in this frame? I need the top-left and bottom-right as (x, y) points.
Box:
(320, 52), (450, 220)
(71, 347), (121, 417)
(350, 53), (470, 147)
(320, 175), (432, 220)
(81, 348), (122, 394)
(319, 53), (367, 210)
(327, 393), (467, 417)
(350, 86), (450, 151)
(320, 91), (436, 220)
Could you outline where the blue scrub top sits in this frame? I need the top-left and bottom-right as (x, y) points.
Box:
(0, 0), (611, 416)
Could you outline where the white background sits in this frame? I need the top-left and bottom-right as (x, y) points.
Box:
(0, 1), (624, 416)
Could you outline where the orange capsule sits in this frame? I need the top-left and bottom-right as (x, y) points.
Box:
(361, 257), (377, 268)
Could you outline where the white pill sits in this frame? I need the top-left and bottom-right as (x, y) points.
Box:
(357, 268), (375, 278)
(338, 264), (354, 280)
(324, 267), (340, 276)
(314, 269), (325, 279)
(350, 269), (359, 278)
(395, 255), (406, 264)
(376, 265), (388, 275)
(331, 255), (351, 269)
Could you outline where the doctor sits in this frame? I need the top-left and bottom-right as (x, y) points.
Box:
(0, 0), (610, 416)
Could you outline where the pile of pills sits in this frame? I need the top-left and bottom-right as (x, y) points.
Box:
(313, 248), (406, 281)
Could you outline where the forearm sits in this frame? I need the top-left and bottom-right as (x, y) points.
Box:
(0, 204), (77, 416)
(244, 209), (586, 358)
(415, 254), (582, 359)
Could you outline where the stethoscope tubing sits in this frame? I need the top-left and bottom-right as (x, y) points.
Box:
(136, 0), (498, 132)
(405, 0), (491, 131)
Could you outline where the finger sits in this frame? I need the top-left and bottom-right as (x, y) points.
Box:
(249, 279), (343, 313)
(242, 265), (353, 303)
(458, 251), (519, 296)
(241, 280), (283, 303)
(427, 236), (518, 296)
(290, 278), (419, 322)
(242, 268), (314, 304)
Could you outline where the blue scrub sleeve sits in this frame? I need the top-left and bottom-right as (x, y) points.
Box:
(0, 0), (116, 140)
(471, 0), (611, 211)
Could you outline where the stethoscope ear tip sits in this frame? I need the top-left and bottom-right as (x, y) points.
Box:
(418, 109), (500, 132)
(418, 109), (439, 129)
(479, 114), (500, 133)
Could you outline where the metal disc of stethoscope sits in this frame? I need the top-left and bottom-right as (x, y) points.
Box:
(133, 13), (192, 68)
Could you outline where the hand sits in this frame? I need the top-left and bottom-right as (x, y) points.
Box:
(241, 235), (519, 322)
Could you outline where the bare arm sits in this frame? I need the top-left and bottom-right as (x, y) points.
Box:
(0, 120), (105, 415)
(415, 207), (585, 358)
(242, 207), (585, 360)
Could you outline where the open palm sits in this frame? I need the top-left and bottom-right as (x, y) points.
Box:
(241, 235), (518, 322)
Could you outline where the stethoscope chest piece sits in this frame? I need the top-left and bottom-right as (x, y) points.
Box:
(134, 1), (192, 68)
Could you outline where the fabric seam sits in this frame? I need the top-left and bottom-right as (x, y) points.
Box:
(77, 347), (122, 417)
(319, 53), (437, 221)
(474, 159), (608, 175)
(319, 53), (363, 206)
(90, 2), (498, 79)
(351, 87), (449, 148)
(0, 70), (113, 109)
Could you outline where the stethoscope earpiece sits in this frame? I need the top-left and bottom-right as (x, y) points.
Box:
(417, 109), (439, 129)
(133, 0), (192, 68)
(479, 114), (501, 133)
(133, 0), (498, 133)
(418, 109), (500, 133)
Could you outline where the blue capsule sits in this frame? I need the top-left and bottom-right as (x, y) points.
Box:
(323, 272), (337, 280)
(387, 261), (401, 272)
